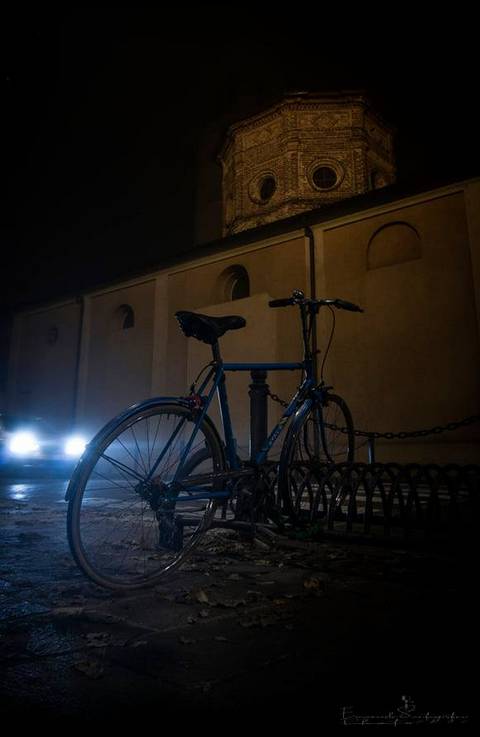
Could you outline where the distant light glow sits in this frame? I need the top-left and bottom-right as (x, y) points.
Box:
(7, 431), (40, 457)
(10, 484), (33, 502)
(64, 436), (87, 458)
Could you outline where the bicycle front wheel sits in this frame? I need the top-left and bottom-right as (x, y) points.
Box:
(317, 393), (354, 464)
(67, 402), (225, 590)
(279, 393), (354, 522)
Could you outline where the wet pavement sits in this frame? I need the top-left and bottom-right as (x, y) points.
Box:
(0, 475), (477, 727)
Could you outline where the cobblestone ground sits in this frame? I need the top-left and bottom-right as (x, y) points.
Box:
(0, 476), (477, 727)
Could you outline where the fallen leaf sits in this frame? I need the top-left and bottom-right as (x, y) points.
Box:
(85, 632), (110, 648)
(178, 636), (196, 645)
(217, 598), (246, 609)
(51, 606), (85, 618)
(259, 616), (276, 628)
(303, 577), (324, 591)
(192, 589), (209, 604)
(73, 659), (104, 679)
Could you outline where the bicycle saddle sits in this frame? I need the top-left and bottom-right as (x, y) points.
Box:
(175, 311), (246, 345)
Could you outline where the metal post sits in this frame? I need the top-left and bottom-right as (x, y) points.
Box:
(367, 435), (376, 464)
(249, 370), (268, 462)
(305, 226), (318, 385)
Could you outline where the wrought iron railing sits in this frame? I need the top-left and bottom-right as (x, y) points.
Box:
(244, 370), (480, 541)
(286, 461), (480, 540)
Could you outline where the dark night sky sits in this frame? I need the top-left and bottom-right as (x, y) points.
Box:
(1, 8), (478, 385)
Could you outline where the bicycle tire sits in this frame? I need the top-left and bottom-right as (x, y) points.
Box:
(279, 393), (354, 523)
(318, 393), (354, 465)
(67, 401), (225, 590)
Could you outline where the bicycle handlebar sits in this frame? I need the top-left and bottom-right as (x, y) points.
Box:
(268, 292), (363, 313)
(268, 297), (296, 308)
(330, 298), (363, 313)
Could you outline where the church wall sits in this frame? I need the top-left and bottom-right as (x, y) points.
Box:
(166, 235), (307, 456)
(465, 179), (480, 345)
(186, 294), (280, 457)
(150, 274), (170, 397)
(7, 181), (479, 465)
(317, 189), (480, 463)
(79, 279), (156, 434)
(7, 301), (81, 430)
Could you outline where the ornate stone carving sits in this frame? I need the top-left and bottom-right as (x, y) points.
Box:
(219, 93), (396, 235)
(308, 111), (350, 129)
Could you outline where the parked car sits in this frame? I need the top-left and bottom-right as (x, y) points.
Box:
(0, 413), (88, 474)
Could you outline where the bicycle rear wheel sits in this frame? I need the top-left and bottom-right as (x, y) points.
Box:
(67, 402), (224, 590)
(279, 393), (354, 523)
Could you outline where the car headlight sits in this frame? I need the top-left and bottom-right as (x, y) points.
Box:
(64, 436), (87, 458)
(7, 431), (41, 457)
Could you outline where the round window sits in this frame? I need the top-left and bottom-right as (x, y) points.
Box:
(371, 170), (388, 189)
(259, 176), (276, 202)
(312, 166), (338, 190)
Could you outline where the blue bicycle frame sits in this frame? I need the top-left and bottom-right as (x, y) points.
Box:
(138, 290), (360, 507)
(153, 353), (327, 506)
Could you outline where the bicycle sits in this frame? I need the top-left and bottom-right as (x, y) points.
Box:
(66, 289), (363, 590)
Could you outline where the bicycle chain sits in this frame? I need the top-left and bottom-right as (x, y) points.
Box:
(266, 388), (480, 440)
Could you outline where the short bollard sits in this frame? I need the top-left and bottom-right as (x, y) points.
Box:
(249, 369), (268, 462)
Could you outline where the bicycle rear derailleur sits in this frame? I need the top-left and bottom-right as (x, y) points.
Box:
(134, 478), (184, 552)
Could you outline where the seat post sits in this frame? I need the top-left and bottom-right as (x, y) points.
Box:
(211, 341), (222, 364)
(212, 339), (237, 465)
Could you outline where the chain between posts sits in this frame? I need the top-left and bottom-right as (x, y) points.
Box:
(328, 415), (480, 440)
(266, 387), (480, 440)
(266, 387), (290, 409)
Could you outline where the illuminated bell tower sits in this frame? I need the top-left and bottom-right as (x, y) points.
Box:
(218, 92), (396, 236)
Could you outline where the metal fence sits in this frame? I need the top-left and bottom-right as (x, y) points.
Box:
(245, 370), (480, 541)
(286, 461), (480, 541)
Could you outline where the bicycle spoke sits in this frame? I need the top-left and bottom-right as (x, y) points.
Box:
(68, 403), (221, 589)
(100, 453), (145, 484)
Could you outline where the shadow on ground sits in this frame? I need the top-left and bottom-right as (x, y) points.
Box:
(0, 481), (477, 727)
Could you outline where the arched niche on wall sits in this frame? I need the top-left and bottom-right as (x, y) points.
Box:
(367, 222), (421, 270)
(113, 304), (135, 331)
(216, 265), (250, 302)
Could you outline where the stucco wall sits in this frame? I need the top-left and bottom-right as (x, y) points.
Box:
(7, 182), (479, 465)
(80, 280), (155, 432)
(318, 191), (480, 462)
(167, 236), (307, 388)
(9, 301), (81, 430)
(465, 179), (480, 340)
(186, 293), (295, 458)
